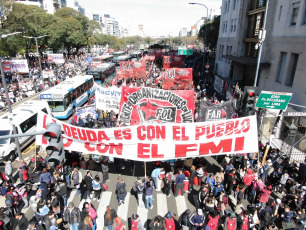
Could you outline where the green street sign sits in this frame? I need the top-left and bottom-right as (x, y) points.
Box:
(256, 91), (292, 110)
(178, 47), (193, 55)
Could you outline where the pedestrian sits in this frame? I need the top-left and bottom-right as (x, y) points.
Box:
(226, 169), (237, 196)
(3, 161), (14, 183)
(63, 202), (81, 230)
(82, 202), (97, 228)
(148, 215), (164, 230)
(87, 156), (96, 171)
(151, 167), (164, 190)
(114, 217), (126, 230)
(18, 159), (28, 184)
(133, 177), (144, 206)
(189, 209), (205, 230)
(206, 174), (215, 189)
(165, 211), (175, 230)
(131, 213), (144, 230)
(71, 168), (82, 196)
(205, 210), (220, 230)
(144, 178), (154, 210)
(189, 165), (197, 192)
(163, 170), (173, 197)
(79, 215), (93, 230)
(101, 157), (110, 183)
(39, 167), (52, 185)
(92, 175), (102, 201)
(258, 185), (272, 208)
(83, 171), (93, 200)
(179, 209), (191, 230)
(16, 183), (28, 208)
(175, 169), (185, 197)
(11, 212), (29, 230)
(116, 176), (127, 205)
(224, 212), (237, 230)
(104, 206), (118, 230)
(55, 180), (68, 207)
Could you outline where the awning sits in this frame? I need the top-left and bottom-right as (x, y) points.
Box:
(223, 55), (270, 66)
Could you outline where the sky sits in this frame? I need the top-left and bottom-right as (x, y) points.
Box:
(78, 0), (222, 37)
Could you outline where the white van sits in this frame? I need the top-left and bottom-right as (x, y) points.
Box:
(0, 100), (51, 162)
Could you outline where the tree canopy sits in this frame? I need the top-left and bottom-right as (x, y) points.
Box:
(198, 15), (220, 51)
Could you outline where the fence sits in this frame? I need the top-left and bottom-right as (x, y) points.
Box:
(258, 108), (306, 163)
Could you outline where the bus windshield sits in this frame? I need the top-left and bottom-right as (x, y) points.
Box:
(48, 101), (65, 112)
(0, 130), (10, 145)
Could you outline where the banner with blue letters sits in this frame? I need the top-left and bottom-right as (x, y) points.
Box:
(95, 84), (122, 113)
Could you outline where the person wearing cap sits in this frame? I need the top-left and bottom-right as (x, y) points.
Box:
(130, 214), (144, 230)
(165, 211), (175, 230)
(63, 202), (81, 230)
(104, 206), (118, 230)
(224, 212), (237, 230)
(134, 177), (144, 207)
(189, 209), (205, 230)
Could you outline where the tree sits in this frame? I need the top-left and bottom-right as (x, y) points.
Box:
(0, 0), (13, 28)
(198, 15), (220, 51)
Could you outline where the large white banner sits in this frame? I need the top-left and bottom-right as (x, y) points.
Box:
(36, 112), (259, 161)
(95, 84), (121, 113)
(2, 59), (29, 73)
(48, 54), (65, 64)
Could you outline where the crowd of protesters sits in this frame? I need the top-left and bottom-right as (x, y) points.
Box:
(0, 52), (305, 230)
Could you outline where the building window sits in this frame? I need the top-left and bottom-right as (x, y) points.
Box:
(233, 0), (236, 10)
(228, 0), (230, 13)
(303, 2), (306, 24)
(225, 21), (228, 32)
(286, 53), (299, 87)
(291, 2), (300, 26)
(234, 19), (237, 32)
(278, 5), (282, 21)
(225, 2), (228, 14)
(230, 20), (233, 32)
(276, 52), (287, 83)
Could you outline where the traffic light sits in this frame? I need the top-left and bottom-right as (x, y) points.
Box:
(43, 123), (65, 166)
(245, 89), (256, 115)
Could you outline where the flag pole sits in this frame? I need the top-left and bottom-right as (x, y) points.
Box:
(144, 162), (147, 178)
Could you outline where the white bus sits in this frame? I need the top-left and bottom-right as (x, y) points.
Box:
(0, 100), (51, 162)
(39, 75), (95, 119)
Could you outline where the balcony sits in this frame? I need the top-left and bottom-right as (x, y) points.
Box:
(249, 0), (266, 15)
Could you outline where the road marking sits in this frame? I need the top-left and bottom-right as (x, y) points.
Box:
(22, 143), (35, 155)
(137, 197), (148, 229)
(67, 190), (76, 204)
(96, 191), (112, 229)
(117, 192), (130, 222)
(157, 193), (168, 217)
(175, 195), (187, 217)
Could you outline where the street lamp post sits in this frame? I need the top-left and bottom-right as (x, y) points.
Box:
(189, 2), (208, 81)
(0, 32), (23, 160)
(23, 35), (48, 81)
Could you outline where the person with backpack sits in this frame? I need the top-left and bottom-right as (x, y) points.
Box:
(116, 176), (127, 205)
(164, 211), (175, 230)
(179, 209), (191, 230)
(131, 214), (144, 230)
(224, 212), (237, 230)
(189, 209), (205, 230)
(205, 210), (220, 230)
(133, 177), (144, 206)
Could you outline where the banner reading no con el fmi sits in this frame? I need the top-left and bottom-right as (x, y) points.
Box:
(36, 112), (259, 161)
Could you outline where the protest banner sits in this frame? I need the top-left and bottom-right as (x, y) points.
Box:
(2, 59), (29, 73)
(48, 54), (65, 64)
(120, 61), (146, 79)
(197, 100), (236, 122)
(77, 105), (96, 120)
(161, 68), (193, 90)
(118, 86), (194, 126)
(95, 84), (122, 113)
(163, 56), (172, 69)
(36, 112), (258, 161)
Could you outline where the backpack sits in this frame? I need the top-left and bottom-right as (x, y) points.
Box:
(102, 184), (108, 191)
(263, 210), (271, 221)
(164, 176), (172, 185)
(5, 196), (13, 207)
(131, 219), (139, 230)
(1, 187), (6, 196)
(222, 195), (229, 205)
(119, 187), (126, 194)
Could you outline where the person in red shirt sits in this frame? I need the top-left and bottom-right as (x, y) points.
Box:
(225, 212), (237, 230)
(244, 169), (255, 199)
(165, 211), (175, 230)
(239, 210), (250, 230)
(206, 211), (220, 230)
